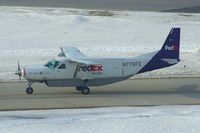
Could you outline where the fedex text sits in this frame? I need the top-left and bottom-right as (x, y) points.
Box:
(165, 45), (176, 51)
(79, 65), (103, 72)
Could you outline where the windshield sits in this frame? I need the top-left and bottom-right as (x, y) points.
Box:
(44, 59), (60, 69)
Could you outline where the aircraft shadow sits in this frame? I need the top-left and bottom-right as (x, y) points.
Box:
(89, 84), (200, 99)
(175, 84), (200, 99)
(36, 84), (200, 100)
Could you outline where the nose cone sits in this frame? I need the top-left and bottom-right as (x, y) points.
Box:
(14, 68), (26, 77)
(14, 70), (21, 76)
(22, 65), (46, 80)
(14, 67), (26, 81)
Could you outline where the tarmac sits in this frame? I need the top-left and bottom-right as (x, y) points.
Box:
(0, 0), (200, 13)
(0, 78), (200, 111)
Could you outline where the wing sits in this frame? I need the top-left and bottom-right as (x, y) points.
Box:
(58, 47), (100, 65)
(68, 58), (100, 65)
(58, 47), (87, 58)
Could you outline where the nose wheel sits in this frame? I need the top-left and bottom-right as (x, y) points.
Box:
(26, 87), (33, 94)
(26, 82), (33, 94)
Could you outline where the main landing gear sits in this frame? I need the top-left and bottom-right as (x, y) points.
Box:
(76, 86), (90, 95)
(26, 82), (33, 94)
(76, 79), (90, 95)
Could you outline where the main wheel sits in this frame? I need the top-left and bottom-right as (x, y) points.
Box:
(81, 87), (90, 95)
(26, 87), (33, 94)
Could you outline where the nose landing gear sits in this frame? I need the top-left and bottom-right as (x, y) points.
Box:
(26, 82), (33, 94)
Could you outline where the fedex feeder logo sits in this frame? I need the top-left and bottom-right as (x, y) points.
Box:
(165, 45), (176, 51)
(79, 65), (103, 75)
(79, 65), (103, 72)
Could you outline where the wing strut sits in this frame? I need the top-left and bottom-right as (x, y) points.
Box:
(73, 65), (81, 78)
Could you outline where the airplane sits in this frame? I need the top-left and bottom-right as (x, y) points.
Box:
(15, 28), (180, 95)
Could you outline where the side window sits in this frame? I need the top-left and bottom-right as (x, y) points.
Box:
(44, 59), (60, 69)
(58, 64), (66, 69)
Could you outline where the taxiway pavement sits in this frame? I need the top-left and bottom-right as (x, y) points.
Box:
(0, 78), (200, 110)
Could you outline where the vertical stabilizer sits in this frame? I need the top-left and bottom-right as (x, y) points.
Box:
(137, 28), (180, 74)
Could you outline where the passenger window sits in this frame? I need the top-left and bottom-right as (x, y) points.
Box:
(58, 64), (66, 69)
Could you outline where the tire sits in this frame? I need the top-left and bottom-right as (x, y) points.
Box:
(81, 87), (90, 95)
(26, 87), (33, 94)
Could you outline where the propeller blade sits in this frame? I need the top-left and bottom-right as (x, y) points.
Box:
(15, 60), (22, 82)
(18, 60), (21, 71)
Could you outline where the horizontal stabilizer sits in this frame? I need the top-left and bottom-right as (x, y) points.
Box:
(161, 58), (180, 64)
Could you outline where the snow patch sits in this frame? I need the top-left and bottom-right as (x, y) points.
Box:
(1, 106), (200, 133)
(0, 7), (200, 80)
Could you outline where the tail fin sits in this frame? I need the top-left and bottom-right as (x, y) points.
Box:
(137, 28), (180, 74)
(160, 28), (180, 60)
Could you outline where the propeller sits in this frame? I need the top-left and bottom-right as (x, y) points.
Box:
(14, 60), (22, 81)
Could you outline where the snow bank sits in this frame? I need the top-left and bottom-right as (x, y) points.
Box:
(0, 6), (200, 80)
(1, 106), (200, 133)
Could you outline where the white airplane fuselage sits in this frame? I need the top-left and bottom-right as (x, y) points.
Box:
(22, 51), (157, 86)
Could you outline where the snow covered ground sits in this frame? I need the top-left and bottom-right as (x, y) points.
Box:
(0, 106), (200, 133)
(1, 8), (200, 132)
(0, 6), (200, 80)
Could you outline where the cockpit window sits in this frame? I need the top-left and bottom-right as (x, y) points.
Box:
(44, 59), (60, 69)
(58, 64), (66, 69)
